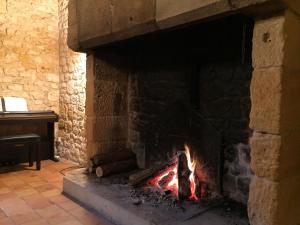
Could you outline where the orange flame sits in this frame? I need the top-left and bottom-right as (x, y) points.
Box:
(184, 144), (199, 201)
(150, 145), (199, 201)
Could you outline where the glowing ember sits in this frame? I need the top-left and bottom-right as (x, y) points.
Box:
(150, 145), (199, 201)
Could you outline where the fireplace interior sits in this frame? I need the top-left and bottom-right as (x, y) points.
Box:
(91, 14), (253, 204)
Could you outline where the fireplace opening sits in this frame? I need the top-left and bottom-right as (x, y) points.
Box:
(89, 14), (254, 222)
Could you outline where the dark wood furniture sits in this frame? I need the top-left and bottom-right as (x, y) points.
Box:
(0, 134), (41, 170)
(0, 111), (58, 163)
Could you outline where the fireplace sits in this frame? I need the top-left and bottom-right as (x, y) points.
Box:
(65, 1), (300, 225)
(89, 15), (253, 205)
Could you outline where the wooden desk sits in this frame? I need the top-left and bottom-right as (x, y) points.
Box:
(0, 111), (58, 162)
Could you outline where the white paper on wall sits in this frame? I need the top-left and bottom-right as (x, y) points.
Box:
(3, 97), (28, 112)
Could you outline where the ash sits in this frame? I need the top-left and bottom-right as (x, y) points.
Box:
(129, 186), (183, 209)
(91, 171), (249, 224)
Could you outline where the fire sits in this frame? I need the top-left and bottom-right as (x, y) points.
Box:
(184, 144), (199, 201)
(150, 145), (199, 201)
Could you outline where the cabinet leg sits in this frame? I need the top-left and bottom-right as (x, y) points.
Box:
(36, 142), (41, 170)
(28, 144), (33, 167)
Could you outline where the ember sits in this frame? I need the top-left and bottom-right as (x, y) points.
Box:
(150, 145), (200, 201)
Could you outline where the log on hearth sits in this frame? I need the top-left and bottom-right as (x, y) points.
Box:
(91, 150), (136, 166)
(158, 171), (175, 190)
(177, 151), (191, 200)
(95, 159), (137, 177)
(129, 158), (177, 186)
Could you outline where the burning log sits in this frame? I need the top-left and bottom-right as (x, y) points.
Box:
(158, 171), (175, 190)
(95, 159), (137, 177)
(177, 151), (191, 201)
(129, 158), (176, 186)
(91, 150), (136, 167)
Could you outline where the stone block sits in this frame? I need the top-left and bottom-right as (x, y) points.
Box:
(157, 0), (219, 20)
(156, 0), (223, 28)
(252, 14), (285, 68)
(248, 176), (279, 225)
(112, 0), (156, 33)
(94, 80), (127, 117)
(78, 0), (111, 42)
(93, 116), (127, 143)
(0, 0), (6, 13)
(95, 141), (127, 155)
(250, 68), (282, 134)
(250, 132), (281, 181)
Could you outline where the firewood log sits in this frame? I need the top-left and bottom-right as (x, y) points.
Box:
(177, 151), (191, 200)
(129, 158), (177, 186)
(95, 159), (137, 177)
(158, 171), (175, 189)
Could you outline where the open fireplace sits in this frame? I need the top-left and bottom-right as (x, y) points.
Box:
(64, 1), (300, 225)
(89, 14), (253, 204)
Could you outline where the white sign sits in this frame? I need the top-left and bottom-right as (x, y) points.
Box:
(3, 97), (28, 112)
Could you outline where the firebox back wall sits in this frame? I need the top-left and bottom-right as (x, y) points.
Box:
(93, 15), (254, 204)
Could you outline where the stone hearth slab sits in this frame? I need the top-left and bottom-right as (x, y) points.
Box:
(63, 169), (249, 225)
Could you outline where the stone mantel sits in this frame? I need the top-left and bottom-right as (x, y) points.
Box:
(67, 0), (300, 52)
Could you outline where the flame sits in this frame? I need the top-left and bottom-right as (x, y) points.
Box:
(184, 144), (198, 201)
(150, 144), (199, 201)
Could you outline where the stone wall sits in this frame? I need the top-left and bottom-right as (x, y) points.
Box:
(57, 0), (87, 165)
(0, 0), (59, 112)
(248, 10), (300, 225)
(85, 52), (129, 164)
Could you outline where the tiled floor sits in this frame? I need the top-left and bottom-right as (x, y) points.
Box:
(0, 160), (113, 225)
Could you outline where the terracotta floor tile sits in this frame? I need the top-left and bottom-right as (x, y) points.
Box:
(36, 205), (68, 219)
(0, 217), (14, 225)
(20, 176), (42, 183)
(22, 219), (49, 225)
(48, 194), (70, 204)
(10, 211), (40, 225)
(0, 192), (17, 201)
(0, 197), (33, 216)
(34, 184), (56, 193)
(28, 181), (48, 188)
(46, 213), (76, 225)
(0, 160), (114, 225)
(2, 178), (26, 188)
(57, 200), (80, 211)
(22, 194), (53, 209)
(59, 220), (83, 225)
(41, 188), (61, 198)
(0, 187), (11, 194)
(15, 187), (39, 197)
(0, 208), (7, 219)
